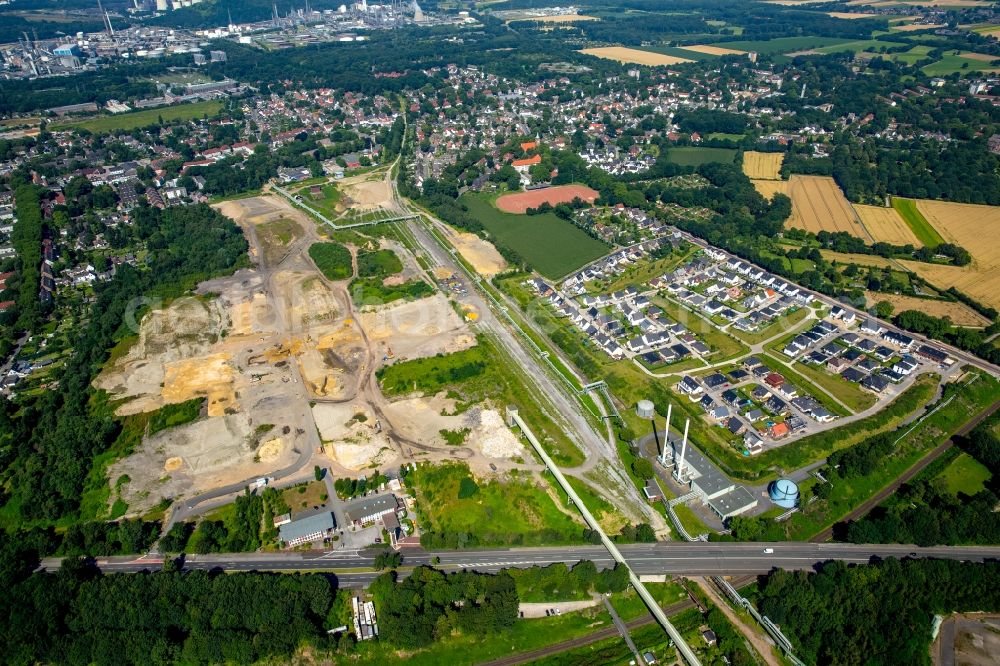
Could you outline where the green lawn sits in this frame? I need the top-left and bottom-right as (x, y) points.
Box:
(410, 462), (584, 546)
(892, 197), (944, 248)
(306, 183), (342, 219)
(936, 452), (992, 496)
(815, 39), (906, 55)
(730, 307), (809, 345)
(52, 100), (224, 133)
(459, 193), (609, 280)
(922, 53), (1000, 76)
(308, 241), (353, 280)
(664, 146), (737, 167)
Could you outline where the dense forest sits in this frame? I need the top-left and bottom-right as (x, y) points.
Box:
(0, 203), (247, 523)
(758, 558), (1000, 665)
(0, 557), (337, 666)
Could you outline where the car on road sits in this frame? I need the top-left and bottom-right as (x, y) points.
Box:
(763, 547), (774, 554)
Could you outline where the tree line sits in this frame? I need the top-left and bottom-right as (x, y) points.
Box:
(758, 558), (1000, 665)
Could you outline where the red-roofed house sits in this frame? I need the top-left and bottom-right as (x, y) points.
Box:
(520, 140), (537, 152)
(768, 422), (789, 439)
(512, 154), (541, 172)
(764, 372), (785, 389)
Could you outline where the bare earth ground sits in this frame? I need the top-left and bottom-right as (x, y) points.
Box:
(338, 172), (392, 212)
(96, 191), (550, 516)
(519, 599), (600, 618)
(495, 184), (600, 214)
(932, 614), (1000, 666)
(863, 291), (990, 327)
(438, 225), (508, 276)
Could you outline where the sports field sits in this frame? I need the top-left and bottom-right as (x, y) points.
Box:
(578, 47), (693, 66)
(664, 146), (736, 167)
(678, 44), (746, 56)
(459, 193), (609, 279)
(741, 151), (783, 180)
(495, 184), (599, 214)
(780, 175), (870, 239)
(51, 100), (224, 133)
(897, 200), (1000, 310)
(854, 204), (922, 246)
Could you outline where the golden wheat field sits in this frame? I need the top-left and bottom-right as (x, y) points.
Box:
(780, 176), (869, 239)
(752, 179), (788, 199)
(578, 47), (694, 66)
(895, 200), (1000, 310)
(679, 44), (747, 56)
(742, 151), (784, 180)
(854, 204), (922, 246)
(828, 11), (879, 18)
(864, 292), (990, 327)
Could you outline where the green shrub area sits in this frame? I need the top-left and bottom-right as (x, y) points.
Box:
(180, 487), (291, 553)
(845, 410), (1000, 546)
(371, 567), (518, 649)
(509, 561), (629, 603)
(411, 463), (584, 548)
(759, 559), (1000, 665)
(148, 398), (205, 435)
(308, 241), (353, 280)
(378, 344), (491, 397)
(350, 276), (433, 305)
(357, 248), (402, 278)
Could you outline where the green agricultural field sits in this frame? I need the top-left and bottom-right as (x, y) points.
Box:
(892, 197), (944, 247)
(922, 53), (1000, 76)
(664, 146), (737, 167)
(709, 36), (855, 54)
(815, 39), (906, 55)
(350, 277), (433, 305)
(308, 241), (353, 280)
(936, 452), (992, 495)
(459, 193), (609, 280)
(52, 100), (223, 133)
(410, 462), (583, 547)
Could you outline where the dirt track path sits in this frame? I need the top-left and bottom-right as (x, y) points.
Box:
(695, 578), (780, 665)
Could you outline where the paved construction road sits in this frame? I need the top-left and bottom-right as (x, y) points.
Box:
(43, 542), (1000, 581)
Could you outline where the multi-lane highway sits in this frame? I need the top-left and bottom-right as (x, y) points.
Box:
(42, 542), (1000, 582)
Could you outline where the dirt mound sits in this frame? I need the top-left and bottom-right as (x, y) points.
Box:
(259, 437), (284, 462)
(164, 457), (183, 472)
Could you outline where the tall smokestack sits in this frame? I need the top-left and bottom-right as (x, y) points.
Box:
(659, 403), (672, 466)
(676, 419), (689, 483)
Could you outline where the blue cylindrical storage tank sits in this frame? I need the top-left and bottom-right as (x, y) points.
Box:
(768, 478), (799, 509)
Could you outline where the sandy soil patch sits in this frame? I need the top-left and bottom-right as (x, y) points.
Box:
(579, 47), (693, 66)
(360, 293), (475, 362)
(679, 44), (747, 56)
(742, 151), (784, 180)
(495, 184), (599, 214)
(162, 353), (235, 417)
(259, 437), (285, 462)
(854, 204), (922, 246)
(313, 402), (394, 470)
(338, 172), (391, 211)
(863, 292), (990, 327)
(440, 227), (507, 276)
(782, 175), (870, 240)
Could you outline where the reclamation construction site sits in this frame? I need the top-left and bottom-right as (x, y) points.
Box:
(94, 180), (561, 519)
